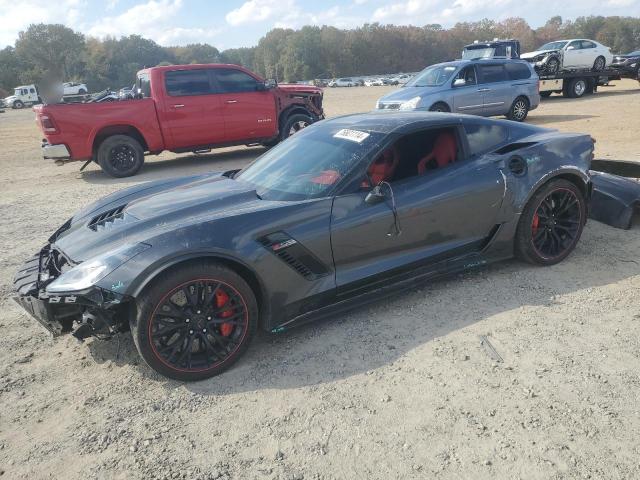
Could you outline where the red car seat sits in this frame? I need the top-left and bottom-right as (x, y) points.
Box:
(367, 146), (399, 185)
(417, 131), (457, 175)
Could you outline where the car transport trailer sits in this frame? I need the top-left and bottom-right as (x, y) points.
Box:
(538, 68), (622, 98)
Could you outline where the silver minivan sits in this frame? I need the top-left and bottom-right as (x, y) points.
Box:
(376, 59), (540, 121)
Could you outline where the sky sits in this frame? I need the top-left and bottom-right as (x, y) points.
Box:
(1, 0), (639, 50)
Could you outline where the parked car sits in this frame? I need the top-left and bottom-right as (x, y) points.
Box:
(376, 59), (539, 122)
(520, 39), (613, 75)
(329, 78), (355, 87)
(33, 64), (324, 177)
(63, 82), (88, 95)
(3, 84), (40, 109)
(364, 78), (384, 86)
(610, 50), (640, 78)
(14, 111), (594, 380)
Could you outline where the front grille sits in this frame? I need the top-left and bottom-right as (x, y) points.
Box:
(88, 205), (126, 231)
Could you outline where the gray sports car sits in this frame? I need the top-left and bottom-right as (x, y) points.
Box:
(14, 112), (594, 381)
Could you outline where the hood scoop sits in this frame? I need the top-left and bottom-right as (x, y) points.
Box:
(88, 205), (127, 231)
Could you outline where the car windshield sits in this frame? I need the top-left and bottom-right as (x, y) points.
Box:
(236, 125), (385, 201)
(462, 47), (494, 59)
(14, 89), (20, 96)
(538, 41), (568, 51)
(404, 65), (458, 87)
(628, 50), (640, 56)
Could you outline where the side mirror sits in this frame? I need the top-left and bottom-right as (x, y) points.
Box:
(365, 184), (386, 204)
(566, 46), (575, 51)
(453, 78), (466, 87)
(265, 79), (277, 89)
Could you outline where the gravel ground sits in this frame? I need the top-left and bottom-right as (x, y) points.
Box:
(0, 80), (639, 480)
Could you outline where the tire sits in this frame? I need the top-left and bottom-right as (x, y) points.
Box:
(13, 100), (24, 109)
(540, 91), (552, 98)
(567, 78), (588, 98)
(280, 113), (313, 141)
(514, 179), (586, 266)
(592, 56), (606, 72)
(78, 88), (87, 94)
(429, 102), (450, 112)
(506, 96), (529, 122)
(131, 261), (258, 381)
(96, 134), (145, 178)
(545, 57), (560, 75)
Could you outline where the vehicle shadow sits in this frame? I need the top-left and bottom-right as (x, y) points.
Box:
(86, 220), (640, 393)
(528, 114), (596, 125)
(78, 146), (266, 186)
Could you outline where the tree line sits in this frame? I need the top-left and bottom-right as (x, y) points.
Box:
(1, 15), (639, 96)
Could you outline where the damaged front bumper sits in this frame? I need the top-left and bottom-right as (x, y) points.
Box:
(13, 247), (131, 340)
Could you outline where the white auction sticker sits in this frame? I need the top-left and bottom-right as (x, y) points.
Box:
(333, 129), (370, 143)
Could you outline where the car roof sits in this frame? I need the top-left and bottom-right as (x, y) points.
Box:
(320, 111), (471, 134)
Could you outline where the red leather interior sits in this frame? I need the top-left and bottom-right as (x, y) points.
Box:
(311, 169), (341, 185)
(367, 146), (399, 185)
(417, 131), (457, 175)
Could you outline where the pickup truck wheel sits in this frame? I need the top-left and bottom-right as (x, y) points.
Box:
(79, 88), (87, 94)
(13, 100), (24, 109)
(281, 113), (313, 140)
(97, 134), (145, 178)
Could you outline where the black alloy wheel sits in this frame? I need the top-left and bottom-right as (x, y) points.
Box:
(132, 262), (258, 381)
(515, 179), (586, 265)
(96, 134), (145, 178)
(149, 279), (249, 373)
(530, 189), (582, 260)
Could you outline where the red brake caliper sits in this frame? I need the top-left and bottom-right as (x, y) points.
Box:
(532, 213), (540, 236)
(215, 289), (234, 337)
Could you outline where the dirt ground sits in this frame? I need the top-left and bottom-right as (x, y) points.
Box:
(1, 80), (640, 480)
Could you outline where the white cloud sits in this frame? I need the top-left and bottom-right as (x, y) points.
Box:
(86, 0), (221, 45)
(0, 0), (82, 47)
(226, 0), (295, 26)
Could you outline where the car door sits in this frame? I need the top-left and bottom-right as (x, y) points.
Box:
(159, 68), (226, 149)
(212, 68), (278, 142)
(580, 40), (598, 67)
(330, 125), (506, 294)
(563, 40), (584, 68)
(450, 65), (484, 115)
(476, 63), (511, 116)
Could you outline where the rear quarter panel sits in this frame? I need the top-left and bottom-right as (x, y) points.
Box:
(36, 99), (164, 160)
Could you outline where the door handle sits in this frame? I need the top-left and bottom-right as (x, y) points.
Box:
(172, 104), (185, 108)
(225, 100), (238, 104)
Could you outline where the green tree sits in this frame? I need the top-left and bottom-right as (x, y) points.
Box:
(15, 24), (85, 83)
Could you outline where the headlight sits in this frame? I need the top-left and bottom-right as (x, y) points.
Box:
(399, 96), (421, 110)
(375, 100), (382, 109)
(631, 63), (637, 68)
(46, 243), (150, 293)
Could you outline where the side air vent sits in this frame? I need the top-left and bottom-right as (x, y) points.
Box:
(507, 156), (527, 176)
(88, 205), (127, 231)
(494, 142), (536, 155)
(259, 232), (330, 280)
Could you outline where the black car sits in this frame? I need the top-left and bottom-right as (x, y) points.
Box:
(611, 50), (640, 78)
(14, 112), (594, 381)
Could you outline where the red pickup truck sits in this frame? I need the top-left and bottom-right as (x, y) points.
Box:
(34, 64), (325, 177)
